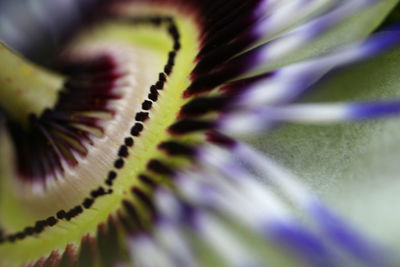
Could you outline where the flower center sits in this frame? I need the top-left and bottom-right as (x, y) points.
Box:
(7, 42), (161, 217)
(0, 10), (199, 262)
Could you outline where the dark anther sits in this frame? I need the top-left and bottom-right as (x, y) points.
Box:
(168, 25), (180, 40)
(148, 92), (159, 102)
(46, 217), (58, 227)
(57, 210), (67, 220)
(142, 100), (153, 110)
(65, 213), (72, 221)
(155, 80), (164, 90)
(130, 123), (144, 137)
(106, 171), (116, 186)
(75, 205), (83, 214)
(164, 64), (173, 75)
(83, 198), (95, 209)
(34, 220), (47, 233)
(118, 145), (129, 158)
(91, 187), (106, 198)
(150, 85), (158, 94)
(108, 171), (117, 180)
(168, 53), (176, 66)
(174, 41), (181, 51)
(169, 51), (176, 60)
(24, 227), (35, 236)
(125, 137), (134, 147)
(67, 206), (83, 220)
(114, 158), (124, 169)
(135, 112), (149, 122)
(15, 232), (26, 240)
(159, 73), (167, 82)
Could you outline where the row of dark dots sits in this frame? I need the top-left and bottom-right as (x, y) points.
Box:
(113, 17), (183, 234)
(106, 15), (180, 185)
(104, 15), (182, 238)
(0, 15), (181, 245)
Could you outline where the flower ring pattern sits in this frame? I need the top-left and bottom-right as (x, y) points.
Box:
(0, 0), (400, 266)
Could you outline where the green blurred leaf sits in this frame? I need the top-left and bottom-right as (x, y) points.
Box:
(248, 45), (400, 251)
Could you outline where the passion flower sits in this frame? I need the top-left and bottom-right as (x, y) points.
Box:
(0, 0), (400, 266)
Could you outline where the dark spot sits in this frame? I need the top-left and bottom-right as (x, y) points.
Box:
(155, 80), (164, 90)
(168, 51), (176, 61)
(150, 85), (158, 95)
(164, 64), (173, 75)
(114, 158), (124, 169)
(142, 100), (153, 110)
(91, 187), (106, 198)
(159, 73), (167, 82)
(135, 112), (149, 122)
(15, 232), (26, 240)
(66, 206), (83, 220)
(34, 220), (47, 233)
(124, 137), (134, 147)
(174, 41), (181, 51)
(83, 198), (95, 209)
(130, 123), (144, 137)
(108, 171), (117, 180)
(148, 92), (159, 102)
(57, 210), (67, 220)
(168, 24), (180, 40)
(24, 227), (35, 236)
(46, 216), (58, 226)
(118, 145), (129, 158)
